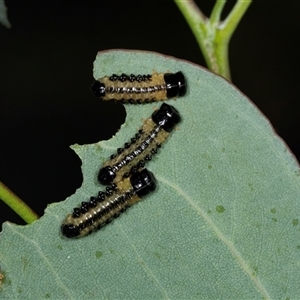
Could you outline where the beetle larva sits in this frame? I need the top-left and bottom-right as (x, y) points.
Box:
(61, 169), (156, 238)
(91, 71), (186, 103)
(98, 103), (181, 185)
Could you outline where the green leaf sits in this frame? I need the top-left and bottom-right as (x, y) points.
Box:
(1, 50), (300, 299)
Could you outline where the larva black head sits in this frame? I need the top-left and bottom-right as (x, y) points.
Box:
(98, 166), (116, 185)
(152, 103), (181, 132)
(130, 169), (156, 197)
(61, 224), (81, 238)
(91, 80), (106, 98)
(164, 71), (187, 98)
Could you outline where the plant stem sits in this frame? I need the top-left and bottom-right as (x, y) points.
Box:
(0, 181), (39, 224)
(174, 0), (252, 81)
(221, 1), (252, 41)
(210, 0), (226, 25)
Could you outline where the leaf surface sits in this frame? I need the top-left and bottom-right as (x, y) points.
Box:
(1, 50), (300, 299)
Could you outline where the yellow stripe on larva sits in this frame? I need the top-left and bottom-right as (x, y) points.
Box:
(97, 103), (181, 185)
(101, 72), (167, 102)
(102, 119), (169, 183)
(63, 178), (134, 238)
(91, 71), (187, 103)
(61, 169), (156, 238)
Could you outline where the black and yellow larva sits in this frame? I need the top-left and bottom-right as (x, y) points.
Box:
(91, 71), (186, 103)
(61, 169), (156, 238)
(98, 103), (181, 185)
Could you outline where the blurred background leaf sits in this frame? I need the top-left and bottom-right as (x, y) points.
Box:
(0, 0), (11, 28)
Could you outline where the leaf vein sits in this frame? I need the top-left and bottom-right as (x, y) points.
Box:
(157, 175), (271, 299)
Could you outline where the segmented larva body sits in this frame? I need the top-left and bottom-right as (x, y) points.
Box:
(98, 103), (181, 185)
(91, 71), (186, 103)
(61, 169), (156, 238)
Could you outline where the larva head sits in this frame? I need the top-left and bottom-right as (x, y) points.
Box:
(130, 169), (156, 197)
(91, 80), (106, 98)
(98, 166), (116, 185)
(61, 223), (81, 238)
(164, 71), (187, 98)
(152, 103), (181, 132)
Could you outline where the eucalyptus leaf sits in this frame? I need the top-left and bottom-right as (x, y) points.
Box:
(1, 50), (300, 299)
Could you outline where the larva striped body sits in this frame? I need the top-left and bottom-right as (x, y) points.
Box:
(91, 71), (186, 103)
(61, 169), (156, 238)
(98, 103), (181, 185)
